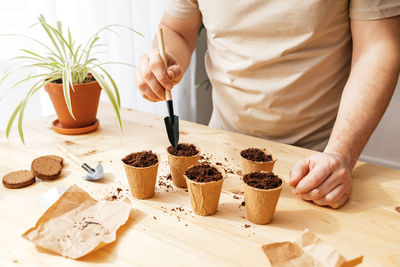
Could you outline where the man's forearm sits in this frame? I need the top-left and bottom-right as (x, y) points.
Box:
(152, 13), (201, 73)
(152, 24), (192, 72)
(325, 18), (400, 168)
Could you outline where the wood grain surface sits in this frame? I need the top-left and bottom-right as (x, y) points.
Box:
(0, 103), (399, 266)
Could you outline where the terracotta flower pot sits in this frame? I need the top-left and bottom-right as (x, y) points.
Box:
(45, 81), (101, 129)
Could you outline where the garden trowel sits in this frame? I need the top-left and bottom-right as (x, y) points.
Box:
(157, 28), (179, 149)
(56, 143), (103, 181)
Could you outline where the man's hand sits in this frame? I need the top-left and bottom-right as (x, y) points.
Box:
(289, 152), (352, 209)
(135, 13), (202, 102)
(135, 48), (183, 102)
(290, 16), (400, 209)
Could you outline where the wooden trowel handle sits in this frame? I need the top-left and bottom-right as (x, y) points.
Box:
(156, 28), (172, 101)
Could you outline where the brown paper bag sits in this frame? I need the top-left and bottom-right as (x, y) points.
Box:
(241, 150), (277, 174)
(184, 168), (225, 216)
(123, 154), (160, 199)
(167, 149), (200, 188)
(22, 184), (132, 259)
(262, 229), (363, 267)
(243, 179), (284, 224)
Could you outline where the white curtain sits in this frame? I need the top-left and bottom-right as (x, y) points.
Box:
(0, 0), (199, 130)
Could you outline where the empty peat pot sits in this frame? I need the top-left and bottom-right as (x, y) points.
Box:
(184, 164), (225, 216)
(122, 151), (160, 199)
(243, 171), (284, 224)
(167, 143), (200, 188)
(240, 148), (277, 175)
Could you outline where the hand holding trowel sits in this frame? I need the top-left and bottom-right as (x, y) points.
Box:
(157, 28), (179, 149)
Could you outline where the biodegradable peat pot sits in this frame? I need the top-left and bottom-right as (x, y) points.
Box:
(122, 151), (160, 199)
(167, 144), (200, 188)
(243, 171), (284, 224)
(240, 148), (277, 175)
(45, 81), (101, 129)
(184, 164), (225, 216)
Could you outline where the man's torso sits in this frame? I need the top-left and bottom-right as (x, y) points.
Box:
(201, 0), (352, 150)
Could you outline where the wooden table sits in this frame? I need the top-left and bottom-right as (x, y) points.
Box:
(0, 103), (399, 266)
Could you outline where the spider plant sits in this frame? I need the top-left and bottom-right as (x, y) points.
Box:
(0, 14), (142, 143)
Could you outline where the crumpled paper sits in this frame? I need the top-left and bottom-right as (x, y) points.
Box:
(262, 229), (363, 267)
(23, 184), (132, 259)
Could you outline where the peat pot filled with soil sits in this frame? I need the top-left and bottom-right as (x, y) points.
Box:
(243, 171), (284, 224)
(167, 143), (200, 188)
(240, 148), (277, 174)
(122, 151), (160, 199)
(184, 164), (225, 216)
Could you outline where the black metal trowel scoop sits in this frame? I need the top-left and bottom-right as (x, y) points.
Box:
(157, 28), (179, 149)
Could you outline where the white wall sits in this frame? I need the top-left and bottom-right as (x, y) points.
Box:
(0, 1), (43, 130)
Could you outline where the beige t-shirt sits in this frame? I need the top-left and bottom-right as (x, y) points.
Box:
(166, 0), (400, 151)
